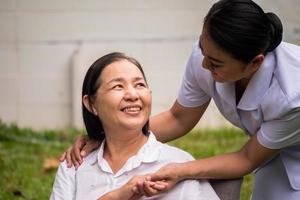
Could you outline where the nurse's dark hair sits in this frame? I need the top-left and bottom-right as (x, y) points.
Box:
(204, 0), (283, 63)
(82, 52), (149, 140)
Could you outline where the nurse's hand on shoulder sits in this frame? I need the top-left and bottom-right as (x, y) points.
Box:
(59, 135), (101, 169)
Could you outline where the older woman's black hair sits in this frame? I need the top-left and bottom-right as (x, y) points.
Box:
(82, 52), (149, 140)
(204, 0), (283, 63)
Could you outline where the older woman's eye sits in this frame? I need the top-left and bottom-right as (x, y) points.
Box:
(112, 84), (123, 89)
(136, 82), (146, 88)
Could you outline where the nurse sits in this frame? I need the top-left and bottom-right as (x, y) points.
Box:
(62, 0), (300, 199)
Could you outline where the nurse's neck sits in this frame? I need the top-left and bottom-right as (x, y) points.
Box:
(235, 63), (259, 104)
(235, 77), (251, 105)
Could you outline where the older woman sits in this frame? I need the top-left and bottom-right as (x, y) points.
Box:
(50, 52), (219, 200)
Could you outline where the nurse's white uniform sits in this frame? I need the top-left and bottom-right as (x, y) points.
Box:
(178, 41), (300, 200)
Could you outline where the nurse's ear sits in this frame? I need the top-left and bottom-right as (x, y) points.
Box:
(82, 95), (98, 115)
(250, 54), (265, 72)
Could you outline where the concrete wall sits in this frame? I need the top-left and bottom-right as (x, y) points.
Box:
(0, 0), (300, 130)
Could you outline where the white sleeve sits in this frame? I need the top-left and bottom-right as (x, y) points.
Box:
(160, 180), (220, 200)
(50, 161), (76, 200)
(258, 108), (300, 149)
(177, 43), (211, 108)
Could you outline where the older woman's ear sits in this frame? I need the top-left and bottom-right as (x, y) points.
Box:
(83, 95), (98, 115)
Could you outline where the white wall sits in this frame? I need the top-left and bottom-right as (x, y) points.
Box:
(0, 0), (300, 130)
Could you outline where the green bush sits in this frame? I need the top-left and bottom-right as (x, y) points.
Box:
(0, 121), (253, 200)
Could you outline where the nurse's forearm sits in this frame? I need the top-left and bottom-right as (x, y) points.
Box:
(180, 135), (279, 180)
(182, 152), (255, 180)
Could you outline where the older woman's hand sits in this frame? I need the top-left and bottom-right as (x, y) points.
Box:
(98, 175), (149, 200)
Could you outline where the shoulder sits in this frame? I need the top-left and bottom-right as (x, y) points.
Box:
(261, 81), (300, 120)
(274, 42), (300, 105)
(158, 142), (195, 162)
(275, 42), (300, 57)
(261, 43), (300, 119)
(51, 160), (76, 191)
(57, 160), (76, 175)
(178, 41), (214, 104)
(147, 131), (194, 162)
(57, 147), (99, 174)
(188, 41), (209, 77)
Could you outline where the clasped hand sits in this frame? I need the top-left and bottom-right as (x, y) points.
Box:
(99, 175), (167, 200)
(99, 163), (183, 200)
(134, 163), (184, 197)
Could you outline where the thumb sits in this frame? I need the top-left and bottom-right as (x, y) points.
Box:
(150, 172), (166, 182)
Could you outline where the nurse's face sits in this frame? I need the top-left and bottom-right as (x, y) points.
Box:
(91, 59), (152, 133)
(199, 29), (259, 83)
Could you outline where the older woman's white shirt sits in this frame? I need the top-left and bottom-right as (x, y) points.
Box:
(50, 132), (219, 200)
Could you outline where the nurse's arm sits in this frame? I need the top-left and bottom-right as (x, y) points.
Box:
(182, 133), (280, 180)
(139, 134), (279, 195)
(150, 100), (210, 143)
(147, 133), (279, 194)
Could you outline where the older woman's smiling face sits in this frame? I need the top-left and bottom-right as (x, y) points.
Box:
(92, 59), (151, 133)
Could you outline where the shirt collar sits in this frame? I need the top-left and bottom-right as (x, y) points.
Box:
(92, 132), (161, 176)
(237, 52), (275, 110)
(215, 52), (275, 111)
(215, 81), (236, 108)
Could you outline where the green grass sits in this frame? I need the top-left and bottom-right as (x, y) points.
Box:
(0, 121), (253, 200)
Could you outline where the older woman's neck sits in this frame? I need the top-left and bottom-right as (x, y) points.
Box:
(103, 131), (148, 174)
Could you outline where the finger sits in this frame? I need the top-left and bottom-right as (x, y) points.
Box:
(136, 180), (147, 195)
(65, 147), (73, 168)
(132, 186), (139, 194)
(59, 151), (66, 162)
(81, 139), (101, 157)
(145, 175), (151, 181)
(151, 181), (168, 191)
(150, 172), (166, 182)
(73, 136), (87, 164)
(143, 181), (160, 197)
(71, 149), (80, 170)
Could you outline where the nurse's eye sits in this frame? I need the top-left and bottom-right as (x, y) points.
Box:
(210, 61), (221, 68)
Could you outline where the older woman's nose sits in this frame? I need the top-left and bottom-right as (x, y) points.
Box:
(124, 86), (139, 101)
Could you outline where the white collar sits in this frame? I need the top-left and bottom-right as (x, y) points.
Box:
(89, 132), (161, 177)
(237, 52), (275, 110)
